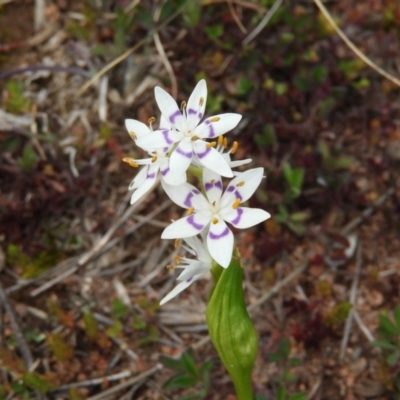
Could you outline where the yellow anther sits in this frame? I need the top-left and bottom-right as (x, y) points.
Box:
(174, 239), (181, 248)
(151, 155), (157, 163)
(236, 181), (245, 187)
(166, 264), (176, 271)
(191, 135), (200, 141)
(209, 116), (220, 123)
(181, 101), (186, 111)
(223, 137), (228, 149)
(211, 179), (215, 184)
(187, 207), (194, 215)
(129, 131), (137, 140)
(199, 97), (204, 106)
(212, 217), (219, 224)
(218, 136), (224, 147)
(148, 116), (156, 124)
(231, 141), (239, 154)
(206, 141), (216, 148)
(232, 198), (241, 209)
(174, 255), (183, 264)
(122, 157), (139, 168)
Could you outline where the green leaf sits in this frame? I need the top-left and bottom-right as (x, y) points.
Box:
(372, 340), (397, 350)
(163, 373), (198, 390)
(277, 386), (286, 400)
(23, 372), (56, 393)
(111, 298), (129, 319)
(288, 393), (307, 400)
(182, 1), (202, 27)
(279, 337), (291, 358)
(17, 144), (38, 171)
(206, 249), (258, 400)
(387, 350), (400, 366)
(237, 77), (253, 95)
(205, 25), (223, 40)
(394, 305), (400, 329)
(268, 352), (286, 363)
(181, 351), (199, 377)
(379, 314), (400, 335)
(161, 355), (185, 372)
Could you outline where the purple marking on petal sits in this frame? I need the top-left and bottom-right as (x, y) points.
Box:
(196, 147), (211, 159)
(176, 146), (193, 158)
(161, 166), (170, 176)
(207, 124), (215, 138)
(205, 182), (213, 191)
(231, 208), (243, 225)
(162, 130), (174, 145)
(227, 186), (235, 193)
(205, 180), (223, 192)
(169, 110), (182, 124)
(183, 192), (194, 207)
(187, 215), (204, 231)
(186, 277), (193, 283)
(198, 112), (203, 119)
(209, 226), (230, 239)
(193, 189), (200, 194)
(205, 119), (211, 125)
(162, 147), (169, 153)
(188, 108), (196, 115)
(147, 172), (156, 179)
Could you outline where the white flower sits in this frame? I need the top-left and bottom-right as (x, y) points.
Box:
(192, 136), (252, 176)
(161, 168), (271, 267)
(160, 236), (212, 305)
(124, 117), (185, 205)
(135, 80), (242, 181)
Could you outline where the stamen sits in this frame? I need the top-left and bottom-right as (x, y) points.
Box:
(186, 207), (194, 215)
(211, 179), (215, 184)
(236, 181), (245, 187)
(148, 116), (156, 124)
(223, 137), (228, 149)
(129, 131), (137, 140)
(122, 157), (139, 168)
(209, 117), (220, 123)
(181, 101), (186, 111)
(199, 97), (204, 106)
(231, 141), (239, 154)
(232, 198), (241, 209)
(166, 264), (176, 271)
(174, 239), (181, 248)
(212, 201), (216, 206)
(191, 135), (200, 141)
(174, 255), (182, 265)
(212, 217), (219, 224)
(206, 141), (216, 148)
(218, 136), (224, 147)
(151, 155), (157, 163)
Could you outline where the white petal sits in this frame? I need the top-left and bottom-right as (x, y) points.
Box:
(202, 168), (223, 204)
(186, 80), (207, 131)
(170, 138), (194, 181)
(220, 167), (264, 208)
(193, 113), (242, 139)
(182, 236), (211, 262)
(162, 213), (211, 239)
(159, 280), (194, 305)
(159, 114), (171, 130)
(177, 261), (210, 282)
(135, 129), (182, 150)
(159, 158), (186, 186)
(154, 86), (187, 132)
(130, 164), (159, 204)
(193, 141), (233, 178)
(161, 180), (202, 209)
(128, 166), (148, 190)
(125, 119), (150, 141)
(207, 219), (234, 268)
(221, 207), (271, 229)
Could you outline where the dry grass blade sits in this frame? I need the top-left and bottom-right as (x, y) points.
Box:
(0, 282), (33, 368)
